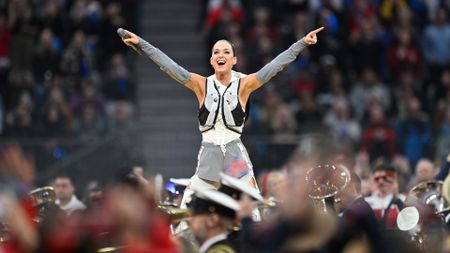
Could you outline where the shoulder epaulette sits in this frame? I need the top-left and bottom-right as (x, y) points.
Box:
(206, 244), (236, 253)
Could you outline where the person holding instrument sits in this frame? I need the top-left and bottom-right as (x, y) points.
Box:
(119, 26), (324, 200)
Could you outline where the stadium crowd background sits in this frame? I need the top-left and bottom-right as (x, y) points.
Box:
(199, 0), (450, 193)
(0, 0), (141, 184)
(0, 0), (450, 193)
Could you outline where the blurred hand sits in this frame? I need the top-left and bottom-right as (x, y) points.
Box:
(121, 30), (140, 46)
(105, 185), (148, 228)
(1, 193), (38, 251)
(237, 194), (255, 220)
(0, 145), (34, 184)
(304, 27), (324, 45)
(278, 169), (311, 220)
(128, 169), (155, 201)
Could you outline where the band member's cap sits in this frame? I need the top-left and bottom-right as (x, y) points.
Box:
(169, 178), (190, 187)
(219, 173), (263, 202)
(188, 188), (240, 219)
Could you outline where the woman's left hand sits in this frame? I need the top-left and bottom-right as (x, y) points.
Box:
(304, 27), (325, 45)
(121, 29), (140, 46)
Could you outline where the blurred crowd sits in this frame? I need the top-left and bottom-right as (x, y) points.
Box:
(200, 0), (450, 176)
(2, 134), (450, 253)
(0, 0), (139, 141)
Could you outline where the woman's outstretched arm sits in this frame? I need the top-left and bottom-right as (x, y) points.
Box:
(241, 27), (324, 93)
(120, 29), (205, 92)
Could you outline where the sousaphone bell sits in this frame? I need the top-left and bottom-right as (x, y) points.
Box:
(396, 180), (449, 250)
(305, 164), (351, 213)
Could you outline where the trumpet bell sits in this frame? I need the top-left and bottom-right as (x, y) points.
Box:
(397, 180), (449, 251)
(157, 205), (192, 222)
(97, 246), (124, 253)
(405, 180), (449, 213)
(29, 186), (56, 207)
(29, 186), (58, 223)
(397, 206), (420, 231)
(305, 164), (351, 199)
(260, 197), (277, 208)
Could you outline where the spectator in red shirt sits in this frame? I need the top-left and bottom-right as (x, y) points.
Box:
(387, 27), (422, 81)
(361, 103), (397, 163)
(0, 12), (10, 69)
(205, 0), (244, 29)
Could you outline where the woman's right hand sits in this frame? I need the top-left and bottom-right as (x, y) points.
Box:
(304, 26), (324, 45)
(122, 29), (140, 46)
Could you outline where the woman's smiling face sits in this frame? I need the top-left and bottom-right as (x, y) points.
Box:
(210, 40), (236, 74)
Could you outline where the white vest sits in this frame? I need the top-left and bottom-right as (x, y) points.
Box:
(198, 73), (246, 134)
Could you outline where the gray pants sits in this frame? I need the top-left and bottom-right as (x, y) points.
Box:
(195, 138), (253, 182)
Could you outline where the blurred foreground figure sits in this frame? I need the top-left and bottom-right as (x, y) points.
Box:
(0, 145), (38, 253)
(237, 134), (419, 253)
(187, 188), (240, 253)
(97, 177), (179, 253)
(35, 167), (182, 253)
(330, 172), (385, 252)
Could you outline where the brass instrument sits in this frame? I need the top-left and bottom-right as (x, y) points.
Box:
(0, 222), (9, 244)
(29, 186), (57, 223)
(405, 180), (449, 212)
(94, 231), (127, 253)
(397, 206), (423, 246)
(256, 197), (279, 221)
(97, 246), (125, 253)
(157, 196), (277, 222)
(397, 180), (449, 250)
(29, 186), (56, 207)
(157, 204), (192, 222)
(305, 164), (351, 213)
(258, 197), (278, 208)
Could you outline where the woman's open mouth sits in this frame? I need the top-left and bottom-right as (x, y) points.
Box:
(217, 59), (226, 66)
